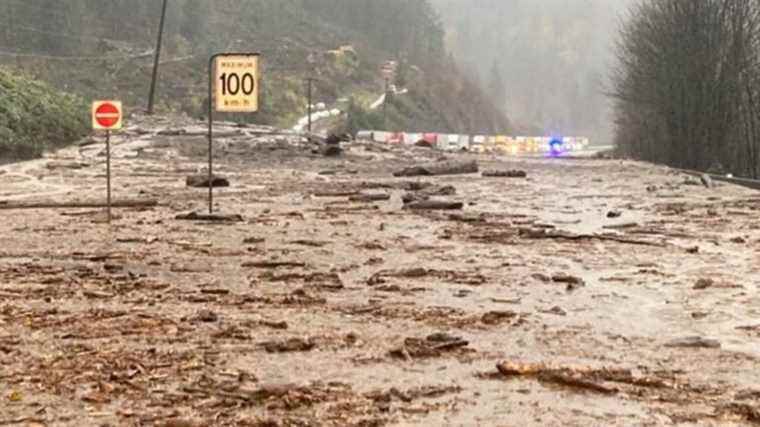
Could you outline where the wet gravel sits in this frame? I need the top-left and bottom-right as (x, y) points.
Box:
(0, 116), (759, 426)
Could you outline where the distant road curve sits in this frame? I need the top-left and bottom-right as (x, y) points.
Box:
(291, 87), (408, 133)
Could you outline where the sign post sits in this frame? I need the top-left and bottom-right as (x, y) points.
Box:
(92, 101), (123, 223)
(208, 53), (260, 214)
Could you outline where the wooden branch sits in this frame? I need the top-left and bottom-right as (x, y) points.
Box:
(519, 228), (665, 247)
(0, 199), (158, 210)
(482, 170), (527, 178)
(349, 193), (391, 202)
(404, 201), (464, 210)
(175, 212), (243, 222)
(393, 160), (478, 177)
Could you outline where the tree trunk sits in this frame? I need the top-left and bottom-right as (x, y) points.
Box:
(393, 160), (478, 177)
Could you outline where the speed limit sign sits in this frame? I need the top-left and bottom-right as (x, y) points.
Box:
(205, 52), (260, 216)
(213, 54), (259, 112)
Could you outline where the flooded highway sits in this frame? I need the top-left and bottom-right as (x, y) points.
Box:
(1, 116), (759, 426)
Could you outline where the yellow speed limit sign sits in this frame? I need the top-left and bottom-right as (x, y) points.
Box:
(214, 54), (259, 112)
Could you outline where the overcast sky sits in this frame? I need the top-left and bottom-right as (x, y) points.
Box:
(432, 0), (635, 143)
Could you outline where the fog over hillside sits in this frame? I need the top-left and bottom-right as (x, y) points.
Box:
(432, 0), (633, 143)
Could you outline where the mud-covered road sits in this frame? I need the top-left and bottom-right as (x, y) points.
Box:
(1, 115), (759, 426)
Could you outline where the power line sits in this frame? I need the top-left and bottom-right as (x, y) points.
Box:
(0, 48), (153, 61)
(13, 24), (149, 48)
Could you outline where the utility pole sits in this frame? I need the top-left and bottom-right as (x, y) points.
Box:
(306, 78), (315, 133)
(147, 0), (168, 115)
(382, 76), (390, 130)
(4, 2), (11, 46)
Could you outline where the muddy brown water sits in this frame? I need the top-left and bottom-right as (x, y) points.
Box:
(0, 121), (759, 426)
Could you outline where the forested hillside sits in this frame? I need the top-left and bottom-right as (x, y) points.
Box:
(432, 0), (631, 143)
(0, 0), (509, 135)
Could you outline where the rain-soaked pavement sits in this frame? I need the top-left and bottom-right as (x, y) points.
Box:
(1, 115), (759, 426)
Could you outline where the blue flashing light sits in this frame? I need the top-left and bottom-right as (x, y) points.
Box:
(548, 137), (564, 157)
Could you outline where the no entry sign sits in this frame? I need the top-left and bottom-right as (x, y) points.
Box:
(92, 101), (123, 130)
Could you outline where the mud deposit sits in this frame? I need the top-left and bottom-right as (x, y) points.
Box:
(1, 116), (759, 426)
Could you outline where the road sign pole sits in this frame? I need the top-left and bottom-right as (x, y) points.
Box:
(106, 130), (112, 223)
(208, 54), (216, 214)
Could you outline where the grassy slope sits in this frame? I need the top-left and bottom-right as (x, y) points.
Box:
(0, 68), (87, 161)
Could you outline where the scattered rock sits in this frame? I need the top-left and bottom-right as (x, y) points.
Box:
(482, 310), (518, 325)
(192, 309), (219, 323)
(262, 338), (315, 353)
(389, 334), (470, 360)
(186, 174), (230, 188)
(693, 278), (714, 290)
(664, 336), (721, 349)
(401, 193), (429, 204)
(325, 133), (349, 145)
(259, 320), (288, 330)
(426, 332), (461, 343)
(700, 174), (714, 189)
(322, 145), (343, 157)
(552, 273), (585, 291)
(606, 210), (622, 219)
(541, 306), (567, 316)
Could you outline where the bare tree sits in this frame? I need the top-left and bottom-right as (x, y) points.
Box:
(611, 0), (760, 177)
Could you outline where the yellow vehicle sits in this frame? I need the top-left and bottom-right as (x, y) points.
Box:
(484, 136), (499, 153)
(492, 135), (507, 154)
(525, 137), (540, 153)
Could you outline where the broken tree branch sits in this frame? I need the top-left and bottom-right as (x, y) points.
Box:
(0, 199), (158, 210)
(393, 160), (478, 177)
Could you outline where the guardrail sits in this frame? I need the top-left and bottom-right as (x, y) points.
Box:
(678, 169), (760, 191)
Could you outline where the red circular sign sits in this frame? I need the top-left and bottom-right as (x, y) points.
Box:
(95, 102), (120, 128)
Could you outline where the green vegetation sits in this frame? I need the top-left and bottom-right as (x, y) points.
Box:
(342, 98), (384, 136)
(0, 68), (87, 161)
(0, 0), (509, 142)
